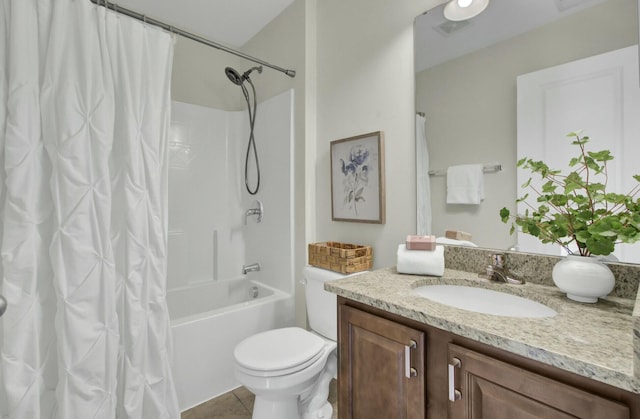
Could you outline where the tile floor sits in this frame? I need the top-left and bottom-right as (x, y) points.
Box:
(181, 379), (338, 419)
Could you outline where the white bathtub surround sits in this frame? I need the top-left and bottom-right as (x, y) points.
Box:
(169, 90), (295, 294)
(0, 1), (178, 418)
(168, 91), (295, 411)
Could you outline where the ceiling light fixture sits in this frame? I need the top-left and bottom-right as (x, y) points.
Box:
(444, 0), (490, 21)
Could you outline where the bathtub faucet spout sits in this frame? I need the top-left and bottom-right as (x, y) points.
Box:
(242, 263), (261, 275)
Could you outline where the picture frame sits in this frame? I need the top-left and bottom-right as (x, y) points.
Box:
(330, 131), (385, 224)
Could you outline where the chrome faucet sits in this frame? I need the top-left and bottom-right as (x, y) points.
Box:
(479, 253), (525, 285)
(244, 200), (264, 224)
(242, 263), (261, 275)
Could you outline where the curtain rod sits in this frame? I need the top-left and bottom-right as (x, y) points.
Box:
(89, 0), (296, 78)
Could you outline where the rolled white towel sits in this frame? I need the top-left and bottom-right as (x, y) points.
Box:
(396, 244), (445, 277)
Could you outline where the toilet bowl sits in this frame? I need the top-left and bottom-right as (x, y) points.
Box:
(234, 327), (337, 419)
(233, 266), (353, 419)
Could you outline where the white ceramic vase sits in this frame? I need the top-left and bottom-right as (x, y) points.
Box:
(551, 255), (615, 303)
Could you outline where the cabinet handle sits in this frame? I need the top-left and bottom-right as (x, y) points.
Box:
(448, 357), (462, 402)
(404, 339), (418, 378)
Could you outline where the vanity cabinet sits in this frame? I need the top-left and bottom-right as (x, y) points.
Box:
(337, 297), (640, 419)
(338, 303), (425, 418)
(448, 344), (629, 419)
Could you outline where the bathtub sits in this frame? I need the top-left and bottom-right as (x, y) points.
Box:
(169, 278), (294, 411)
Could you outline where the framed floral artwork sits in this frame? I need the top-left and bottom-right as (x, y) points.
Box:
(330, 131), (385, 223)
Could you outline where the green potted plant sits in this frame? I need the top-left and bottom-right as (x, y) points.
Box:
(500, 131), (640, 302)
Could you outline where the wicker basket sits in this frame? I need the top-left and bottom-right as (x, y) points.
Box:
(308, 242), (373, 274)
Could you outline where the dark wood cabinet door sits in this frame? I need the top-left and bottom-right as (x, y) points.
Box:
(448, 344), (630, 419)
(338, 304), (425, 419)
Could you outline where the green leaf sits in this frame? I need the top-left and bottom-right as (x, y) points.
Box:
(588, 150), (613, 162)
(584, 156), (600, 171)
(564, 172), (584, 193)
(587, 183), (605, 193)
(549, 194), (568, 206)
(527, 223), (541, 237)
(585, 235), (615, 256)
(541, 181), (556, 194)
(499, 207), (510, 223)
(588, 221), (617, 237)
(571, 194), (588, 205)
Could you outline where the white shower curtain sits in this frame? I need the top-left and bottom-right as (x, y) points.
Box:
(0, 1), (179, 418)
(416, 114), (432, 235)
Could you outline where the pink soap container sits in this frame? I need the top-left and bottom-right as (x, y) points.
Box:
(406, 235), (436, 251)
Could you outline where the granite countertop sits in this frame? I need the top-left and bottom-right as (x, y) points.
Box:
(325, 267), (640, 394)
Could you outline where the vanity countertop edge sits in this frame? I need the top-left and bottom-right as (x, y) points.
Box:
(325, 266), (640, 394)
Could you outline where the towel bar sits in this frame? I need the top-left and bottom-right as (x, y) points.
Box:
(428, 163), (501, 177)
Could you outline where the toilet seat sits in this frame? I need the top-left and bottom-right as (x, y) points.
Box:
(234, 327), (327, 377)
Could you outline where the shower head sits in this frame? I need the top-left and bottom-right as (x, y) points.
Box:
(225, 67), (243, 85)
(225, 66), (263, 85)
(242, 66), (263, 81)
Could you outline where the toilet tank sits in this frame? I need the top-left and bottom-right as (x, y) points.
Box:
(303, 266), (348, 341)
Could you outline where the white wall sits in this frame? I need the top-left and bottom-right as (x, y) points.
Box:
(168, 91), (294, 295)
(314, 0), (442, 269)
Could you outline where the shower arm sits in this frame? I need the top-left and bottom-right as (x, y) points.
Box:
(90, 0), (296, 79)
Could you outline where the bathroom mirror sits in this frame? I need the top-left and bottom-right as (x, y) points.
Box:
(415, 0), (640, 261)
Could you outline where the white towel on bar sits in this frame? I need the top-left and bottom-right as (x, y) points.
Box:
(446, 164), (484, 205)
(396, 244), (445, 277)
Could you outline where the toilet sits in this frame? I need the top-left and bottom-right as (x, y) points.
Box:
(233, 266), (348, 419)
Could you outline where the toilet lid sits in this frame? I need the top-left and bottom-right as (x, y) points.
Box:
(234, 327), (327, 374)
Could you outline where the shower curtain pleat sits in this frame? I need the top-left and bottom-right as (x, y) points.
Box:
(1, 1), (58, 418)
(0, 0), (179, 418)
(106, 11), (178, 419)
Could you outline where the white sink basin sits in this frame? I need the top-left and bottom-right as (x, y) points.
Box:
(413, 285), (557, 318)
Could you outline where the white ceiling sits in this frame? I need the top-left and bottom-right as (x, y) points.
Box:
(415, 0), (608, 72)
(112, 0), (607, 69)
(115, 0), (295, 47)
